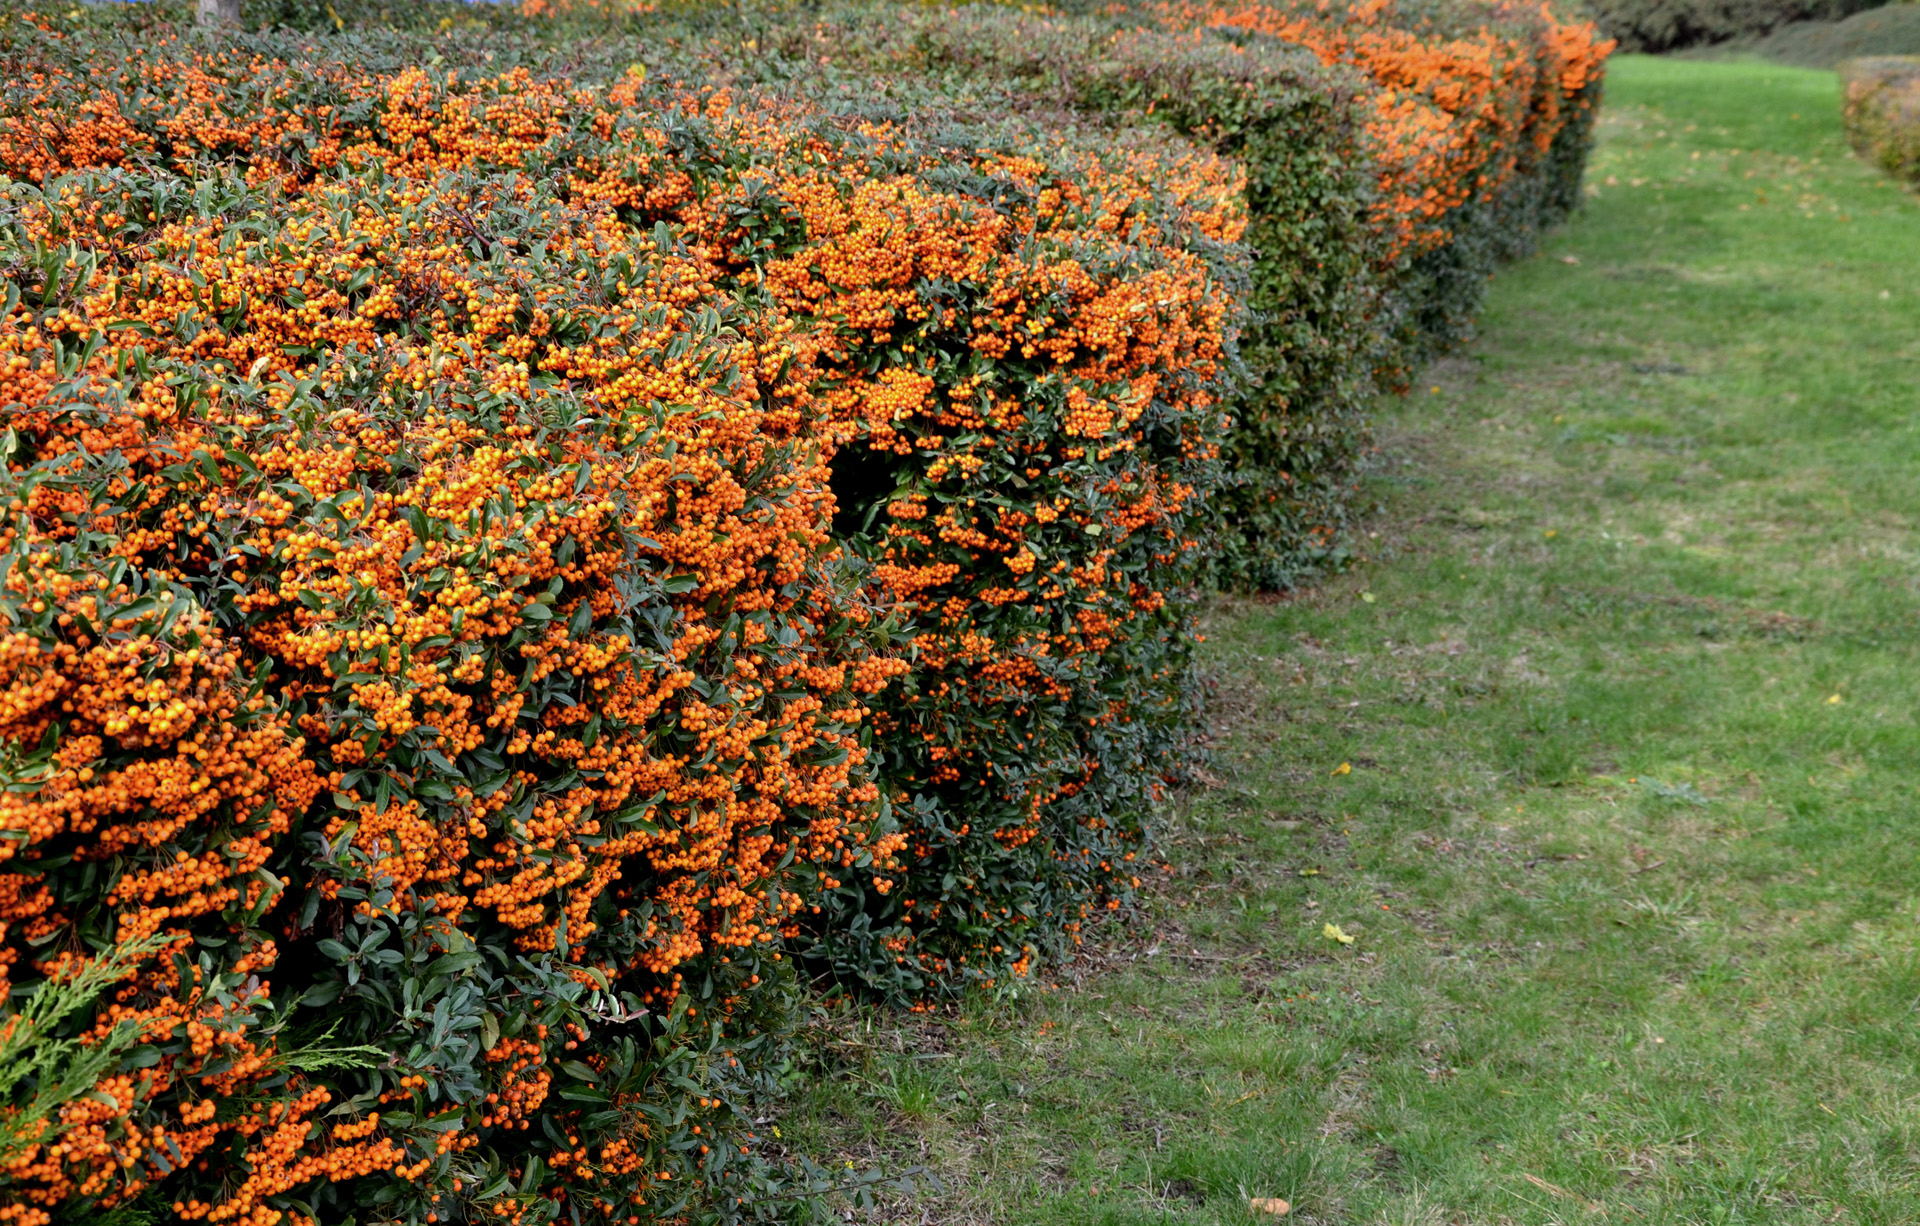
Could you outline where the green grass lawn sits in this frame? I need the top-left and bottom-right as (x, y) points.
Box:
(785, 55), (1920, 1225)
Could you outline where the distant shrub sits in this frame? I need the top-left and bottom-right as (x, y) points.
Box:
(1841, 55), (1920, 185)
(1758, 4), (1920, 67)
(1584, 0), (1889, 52)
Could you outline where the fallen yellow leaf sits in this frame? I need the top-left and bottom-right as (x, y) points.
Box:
(1360, 591), (1376, 603)
(1330, 762), (1352, 776)
(1248, 1197), (1292, 1216)
(1826, 694), (1843, 704)
(1323, 923), (1354, 945)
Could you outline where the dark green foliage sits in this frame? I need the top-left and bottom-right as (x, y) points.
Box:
(1585, 0), (1890, 52)
(1754, 3), (1920, 66)
(1079, 29), (1388, 591)
(237, 0), (520, 32)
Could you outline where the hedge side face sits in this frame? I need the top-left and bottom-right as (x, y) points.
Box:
(533, 63), (1252, 1000)
(0, 27), (907, 1226)
(924, 15), (1388, 592)
(577, 83), (1250, 1000)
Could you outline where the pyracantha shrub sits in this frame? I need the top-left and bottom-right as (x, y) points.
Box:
(0, 0), (1612, 1219)
(0, 12), (1246, 1220)
(546, 76), (1251, 996)
(654, 105), (1250, 998)
(814, 9), (1388, 591)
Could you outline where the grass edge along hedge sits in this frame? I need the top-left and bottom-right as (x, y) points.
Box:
(0, 1), (1608, 1223)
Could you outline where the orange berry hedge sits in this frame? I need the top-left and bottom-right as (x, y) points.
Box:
(641, 101), (1247, 998)
(1155, 0), (1614, 347)
(0, 21), (909, 1226)
(0, 0), (1606, 1221)
(0, 9), (1245, 1223)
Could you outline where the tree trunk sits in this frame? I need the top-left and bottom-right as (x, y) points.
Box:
(196, 0), (241, 27)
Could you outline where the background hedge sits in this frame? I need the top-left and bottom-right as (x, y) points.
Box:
(1582, 0), (1891, 52)
(1755, 5), (1920, 65)
(1841, 54), (1920, 184)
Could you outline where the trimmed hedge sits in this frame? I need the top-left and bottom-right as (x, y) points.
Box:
(633, 89), (1248, 1002)
(0, 1), (1607, 1223)
(1842, 56), (1920, 186)
(0, 9), (1244, 1222)
(1151, 0), (1612, 348)
(0, 23), (926, 1225)
(850, 12), (1386, 591)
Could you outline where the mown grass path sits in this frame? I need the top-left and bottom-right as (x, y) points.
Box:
(792, 56), (1920, 1225)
